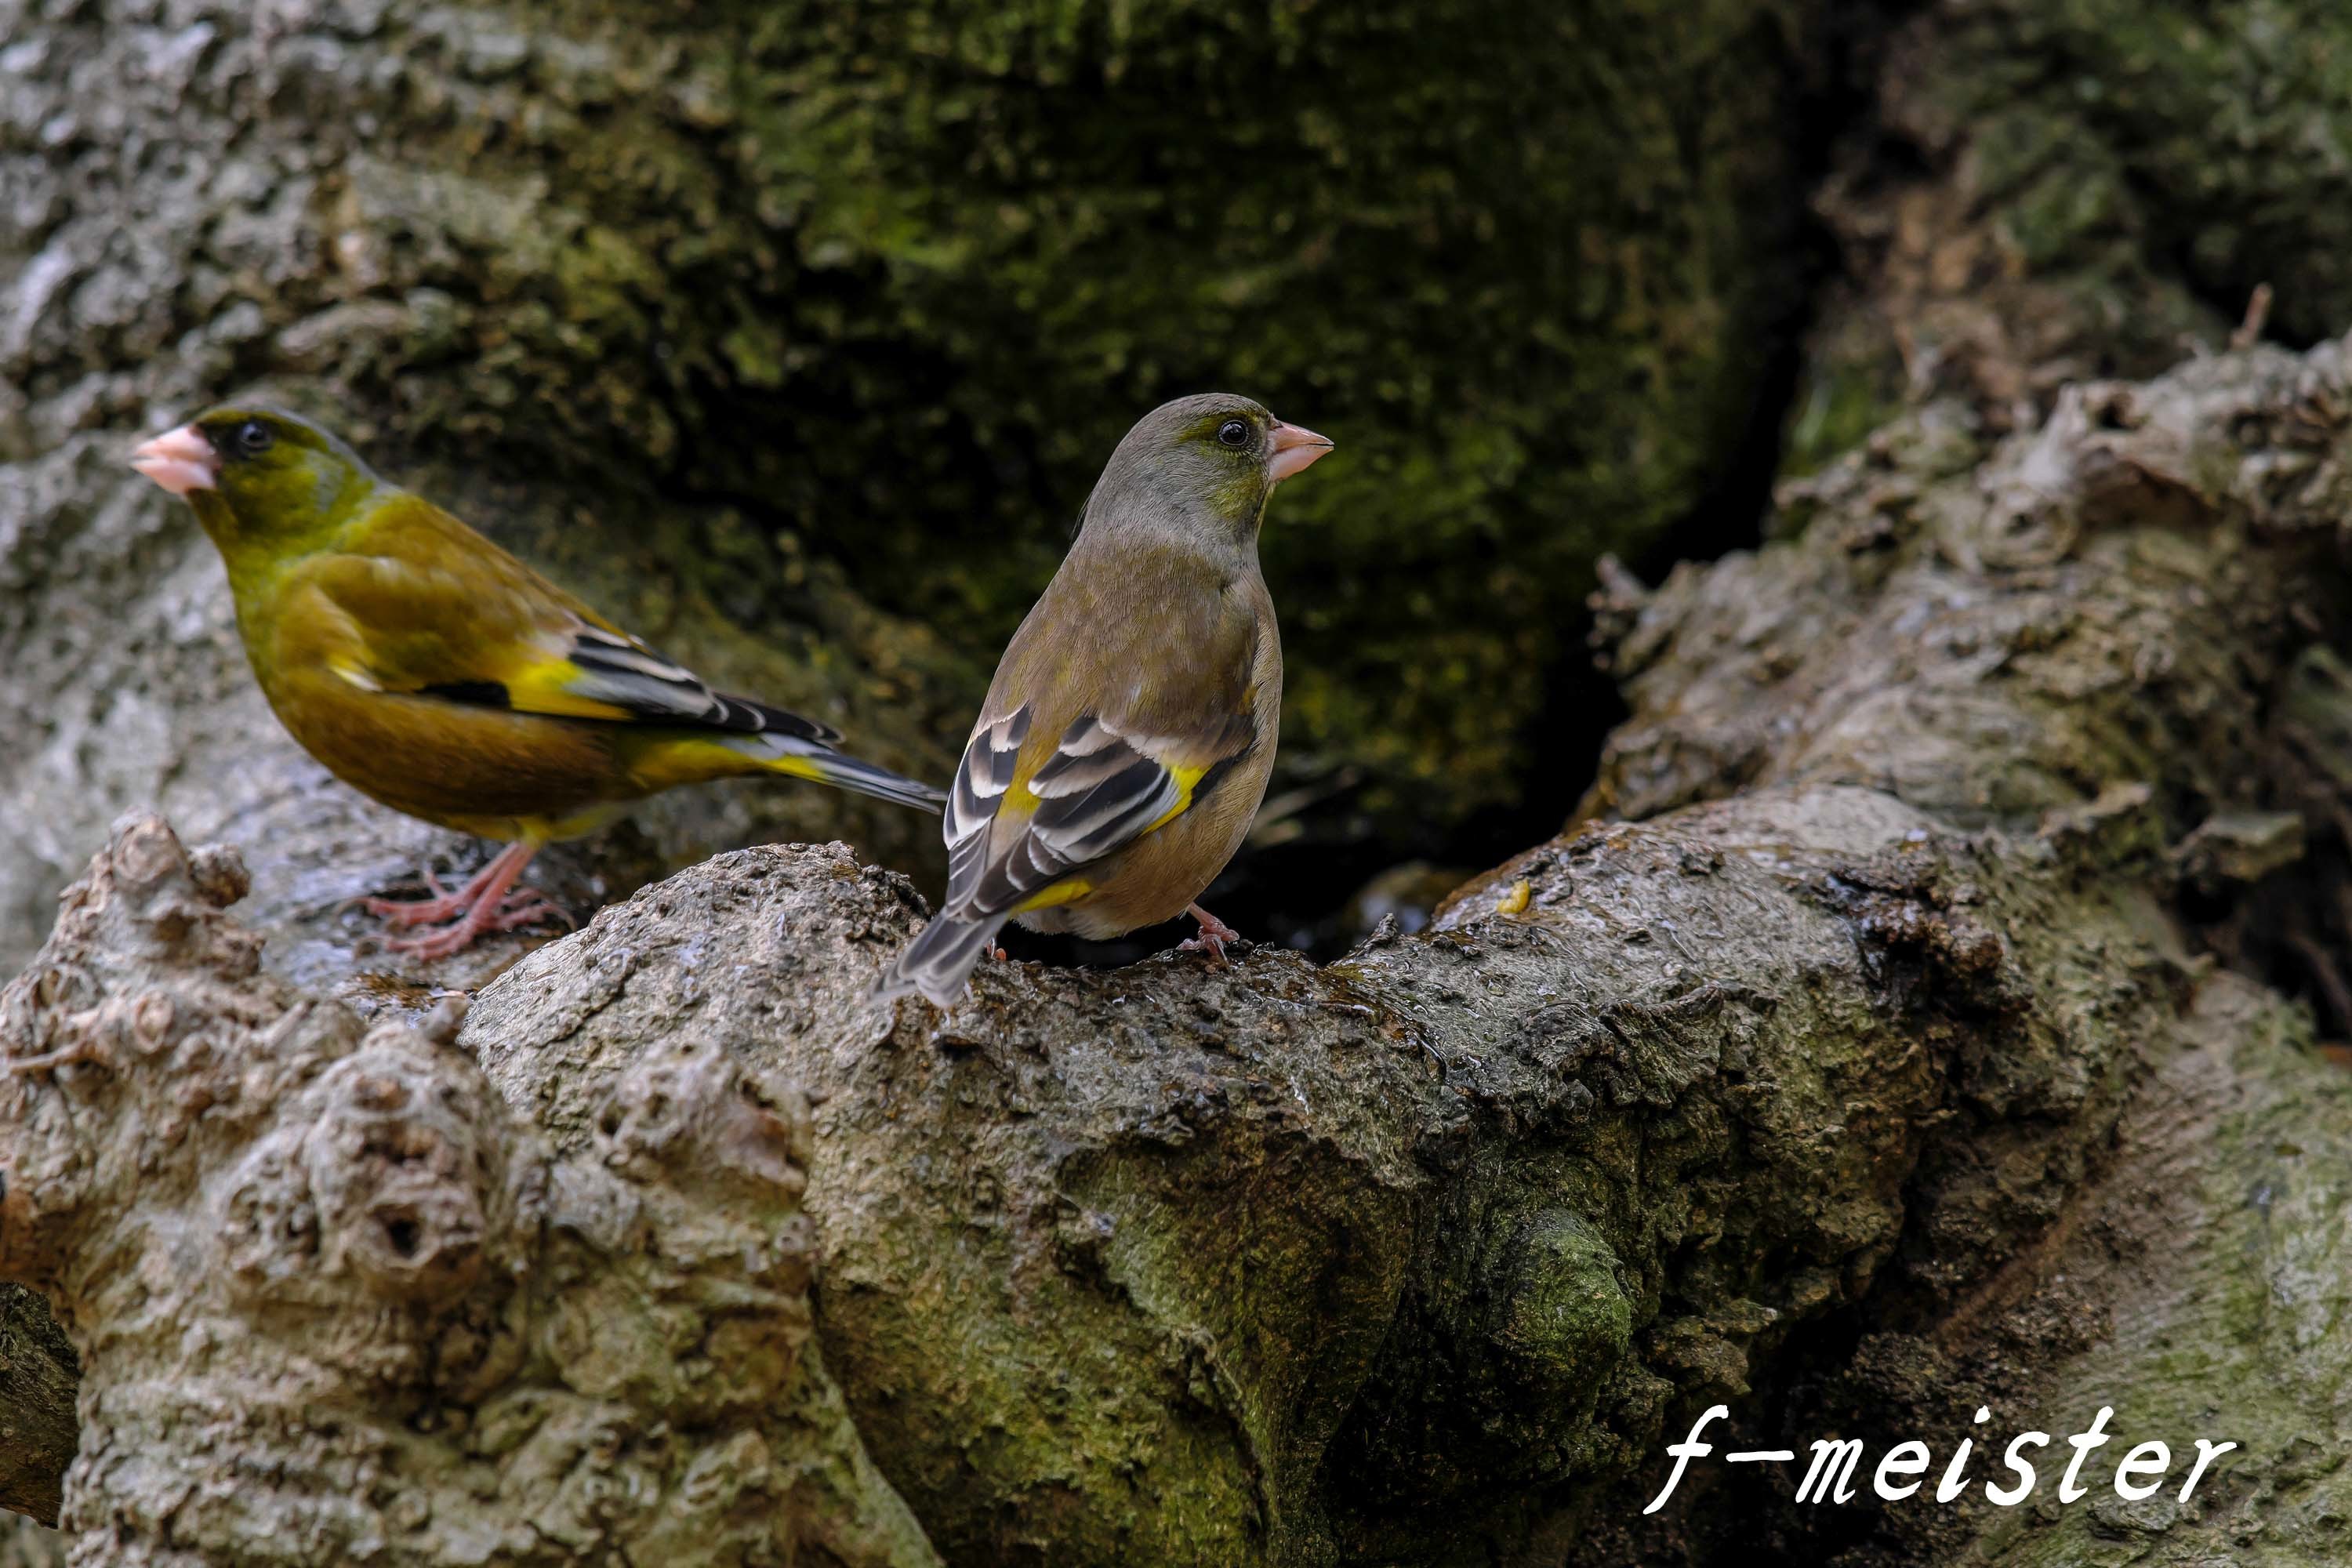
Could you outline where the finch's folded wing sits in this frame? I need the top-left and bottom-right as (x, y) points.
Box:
(278, 514), (839, 743)
(943, 705), (1258, 919)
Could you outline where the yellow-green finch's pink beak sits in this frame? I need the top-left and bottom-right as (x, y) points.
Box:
(1268, 419), (1334, 484)
(129, 424), (219, 496)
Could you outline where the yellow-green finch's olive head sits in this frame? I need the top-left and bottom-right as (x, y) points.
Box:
(131, 406), (380, 553)
(1085, 393), (1332, 555)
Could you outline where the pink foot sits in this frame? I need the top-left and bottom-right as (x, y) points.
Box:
(380, 892), (567, 960)
(358, 853), (519, 929)
(1178, 902), (1243, 966)
(361, 844), (562, 961)
(348, 865), (462, 927)
(359, 877), (470, 928)
(493, 888), (576, 933)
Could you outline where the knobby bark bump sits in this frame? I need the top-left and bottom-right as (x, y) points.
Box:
(0, 815), (934, 1567)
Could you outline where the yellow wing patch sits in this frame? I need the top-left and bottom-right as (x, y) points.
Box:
(1007, 762), (1203, 918)
(1014, 877), (1096, 914)
(497, 656), (641, 722)
(1143, 762), (1211, 836)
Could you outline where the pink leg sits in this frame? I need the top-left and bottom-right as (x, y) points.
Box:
(368, 844), (566, 960)
(1178, 902), (1243, 965)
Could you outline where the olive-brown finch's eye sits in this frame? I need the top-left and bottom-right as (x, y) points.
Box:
(1217, 419), (1248, 448)
(236, 421), (274, 457)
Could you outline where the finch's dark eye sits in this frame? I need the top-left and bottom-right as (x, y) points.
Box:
(1217, 419), (1249, 448)
(234, 420), (274, 457)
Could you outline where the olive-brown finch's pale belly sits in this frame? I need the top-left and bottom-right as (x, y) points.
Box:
(263, 680), (637, 842)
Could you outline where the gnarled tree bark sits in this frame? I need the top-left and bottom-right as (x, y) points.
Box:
(9, 337), (2352, 1564)
(1, 815), (935, 1566)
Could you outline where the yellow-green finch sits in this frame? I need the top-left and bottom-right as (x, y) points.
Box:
(130, 407), (945, 959)
(873, 393), (1331, 1005)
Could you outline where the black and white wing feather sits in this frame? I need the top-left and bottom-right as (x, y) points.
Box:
(547, 623), (842, 741)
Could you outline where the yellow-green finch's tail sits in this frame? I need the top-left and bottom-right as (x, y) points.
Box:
(730, 733), (947, 813)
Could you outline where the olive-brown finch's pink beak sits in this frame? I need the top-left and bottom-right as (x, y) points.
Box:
(129, 423), (220, 497)
(1267, 419), (1334, 484)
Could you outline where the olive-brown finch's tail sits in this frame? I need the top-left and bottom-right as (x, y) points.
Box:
(871, 908), (1007, 1007)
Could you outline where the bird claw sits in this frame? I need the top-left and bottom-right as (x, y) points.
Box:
(358, 847), (568, 960)
(353, 862), (477, 927)
(1177, 931), (1229, 964)
(493, 888), (575, 931)
(378, 922), (487, 962)
(359, 889), (474, 927)
(1178, 905), (1244, 967)
(376, 892), (568, 961)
